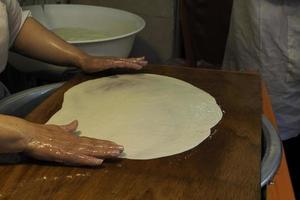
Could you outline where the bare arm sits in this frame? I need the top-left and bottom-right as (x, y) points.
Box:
(12, 17), (147, 72)
(3, 17), (141, 166)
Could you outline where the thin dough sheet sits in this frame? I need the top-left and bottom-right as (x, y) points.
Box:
(48, 74), (222, 160)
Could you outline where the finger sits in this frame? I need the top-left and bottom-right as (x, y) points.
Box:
(79, 136), (124, 151)
(77, 146), (123, 158)
(100, 59), (143, 70)
(123, 60), (148, 66)
(112, 61), (143, 69)
(59, 152), (104, 166)
(125, 59), (148, 66)
(127, 56), (145, 60)
(118, 56), (143, 60)
(25, 145), (104, 166)
(135, 56), (146, 60)
(136, 60), (148, 65)
(127, 59), (148, 66)
(59, 120), (78, 133)
(122, 57), (146, 62)
(60, 138), (123, 158)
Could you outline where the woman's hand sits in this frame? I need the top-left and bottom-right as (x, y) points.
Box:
(0, 115), (123, 166)
(78, 55), (148, 73)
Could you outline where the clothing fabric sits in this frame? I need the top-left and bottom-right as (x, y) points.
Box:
(0, 0), (30, 72)
(0, 81), (10, 98)
(223, 0), (300, 140)
(283, 136), (300, 199)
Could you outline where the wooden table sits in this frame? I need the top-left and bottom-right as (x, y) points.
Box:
(0, 66), (262, 199)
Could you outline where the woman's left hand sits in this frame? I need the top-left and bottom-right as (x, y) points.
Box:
(79, 55), (148, 73)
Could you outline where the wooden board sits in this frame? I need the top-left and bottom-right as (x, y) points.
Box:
(0, 65), (262, 199)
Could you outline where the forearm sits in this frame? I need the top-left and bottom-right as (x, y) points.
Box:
(0, 115), (30, 154)
(12, 17), (147, 73)
(12, 17), (87, 68)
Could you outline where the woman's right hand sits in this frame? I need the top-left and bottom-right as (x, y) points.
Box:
(0, 115), (123, 166)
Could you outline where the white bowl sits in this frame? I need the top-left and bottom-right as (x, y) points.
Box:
(9, 4), (145, 78)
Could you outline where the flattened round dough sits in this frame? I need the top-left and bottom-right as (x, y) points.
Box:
(47, 74), (222, 160)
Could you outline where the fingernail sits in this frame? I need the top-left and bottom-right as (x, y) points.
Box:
(110, 150), (121, 156)
(117, 145), (124, 151)
(95, 159), (103, 165)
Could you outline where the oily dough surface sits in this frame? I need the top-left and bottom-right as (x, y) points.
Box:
(47, 74), (223, 160)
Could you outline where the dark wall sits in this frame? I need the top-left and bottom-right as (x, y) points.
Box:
(183, 0), (233, 66)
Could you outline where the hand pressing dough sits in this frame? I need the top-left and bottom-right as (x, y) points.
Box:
(48, 74), (223, 160)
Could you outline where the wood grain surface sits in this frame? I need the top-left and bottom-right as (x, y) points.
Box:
(0, 65), (262, 199)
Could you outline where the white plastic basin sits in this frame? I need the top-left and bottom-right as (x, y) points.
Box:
(8, 4), (145, 78)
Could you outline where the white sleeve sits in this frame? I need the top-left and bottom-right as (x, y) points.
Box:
(5, 0), (31, 47)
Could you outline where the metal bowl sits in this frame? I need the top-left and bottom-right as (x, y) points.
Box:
(0, 83), (63, 117)
(261, 115), (282, 187)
